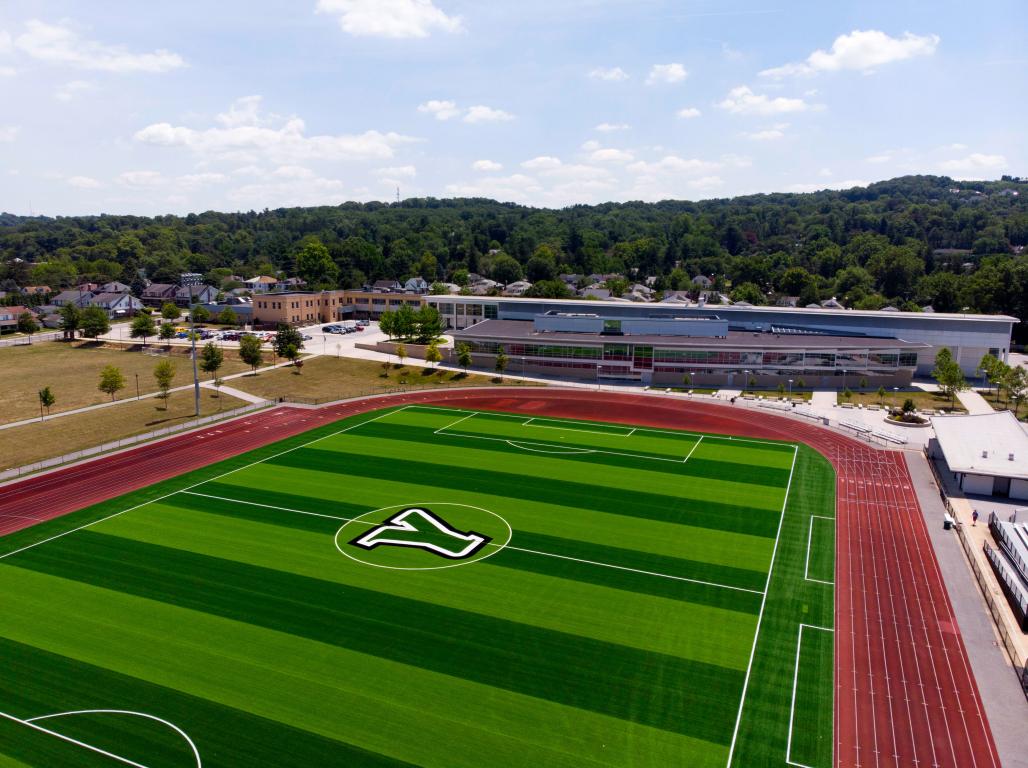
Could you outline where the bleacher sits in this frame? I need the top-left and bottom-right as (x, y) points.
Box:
(986, 512), (1028, 632)
(840, 419), (872, 436)
(871, 429), (907, 445)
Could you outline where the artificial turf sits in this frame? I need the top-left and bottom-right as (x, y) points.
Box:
(0, 405), (835, 767)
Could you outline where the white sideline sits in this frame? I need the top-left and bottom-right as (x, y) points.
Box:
(176, 490), (764, 595)
(725, 444), (799, 768)
(1, 710), (155, 768)
(804, 515), (836, 585)
(786, 624), (835, 768)
(0, 406), (410, 562)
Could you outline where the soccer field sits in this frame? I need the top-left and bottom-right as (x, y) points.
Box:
(0, 405), (836, 768)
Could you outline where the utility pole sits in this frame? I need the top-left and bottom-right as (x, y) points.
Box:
(190, 304), (200, 417)
(135, 373), (140, 400)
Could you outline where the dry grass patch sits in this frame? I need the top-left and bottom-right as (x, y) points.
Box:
(0, 390), (248, 471)
(228, 356), (541, 403)
(0, 341), (258, 424)
(838, 389), (966, 413)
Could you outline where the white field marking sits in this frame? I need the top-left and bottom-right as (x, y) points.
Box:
(682, 435), (704, 464)
(804, 515), (835, 585)
(504, 441), (596, 455)
(407, 404), (792, 449)
(726, 443), (799, 768)
(432, 411), (479, 434)
(0, 406), (411, 562)
(440, 428), (690, 464)
(786, 624), (835, 768)
(626, 428), (637, 437)
(172, 490), (761, 594)
(1, 710), (145, 768)
(25, 709), (202, 767)
(521, 417), (635, 438)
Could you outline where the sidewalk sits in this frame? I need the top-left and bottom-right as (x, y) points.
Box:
(957, 389), (995, 415)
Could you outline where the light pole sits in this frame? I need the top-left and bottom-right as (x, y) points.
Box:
(842, 368), (847, 391)
(135, 373), (140, 400)
(189, 306), (200, 417)
(788, 378), (793, 398)
(743, 369), (750, 392)
(893, 386), (899, 409)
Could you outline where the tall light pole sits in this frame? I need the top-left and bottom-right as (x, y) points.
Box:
(135, 373), (140, 400)
(189, 303), (200, 417)
(788, 378), (793, 398)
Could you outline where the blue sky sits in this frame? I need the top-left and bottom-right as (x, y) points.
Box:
(1, 0), (1025, 215)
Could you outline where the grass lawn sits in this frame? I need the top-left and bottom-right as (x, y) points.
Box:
(228, 355), (540, 403)
(0, 341), (256, 425)
(838, 389), (965, 412)
(0, 406), (835, 767)
(0, 390), (246, 471)
(976, 389), (1027, 419)
(741, 388), (813, 401)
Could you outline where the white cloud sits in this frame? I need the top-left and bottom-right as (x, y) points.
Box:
(590, 148), (633, 163)
(0, 66), (15, 77)
(589, 66), (629, 82)
(66, 175), (102, 189)
(627, 155), (721, 176)
(939, 153), (1006, 173)
(865, 153), (892, 164)
(521, 156), (562, 170)
(228, 174), (347, 208)
(744, 123), (788, 141)
(315, 0), (463, 39)
(178, 172), (228, 187)
(786, 179), (869, 193)
(13, 19), (185, 73)
(445, 174), (542, 203)
(463, 105), (514, 123)
(720, 154), (752, 168)
(55, 79), (96, 102)
(417, 99), (460, 120)
(688, 176), (724, 191)
(272, 165), (316, 179)
(376, 164), (416, 178)
(471, 159), (502, 172)
(134, 96), (417, 163)
(0, 30), (11, 54)
(646, 63), (687, 85)
(580, 139), (602, 152)
(676, 107), (701, 119)
(0, 126), (19, 142)
(118, 170), (165, 187)
(760, 29), (939, 78)
(717, 86), (811, 115)
(595, 122), (630, 132)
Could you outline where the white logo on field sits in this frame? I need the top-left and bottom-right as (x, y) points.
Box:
(349, 507), (492, 560)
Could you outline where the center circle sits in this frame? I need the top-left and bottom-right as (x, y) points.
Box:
(334, 502), (513, 571)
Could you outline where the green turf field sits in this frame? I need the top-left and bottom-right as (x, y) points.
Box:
(0, 405), (836, 768)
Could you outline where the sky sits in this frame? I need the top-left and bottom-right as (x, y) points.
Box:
(0, 0), (1025, 216)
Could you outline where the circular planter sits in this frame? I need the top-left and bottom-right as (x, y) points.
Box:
(885, 415), (931, 428)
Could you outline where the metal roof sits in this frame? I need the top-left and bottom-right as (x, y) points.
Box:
(932, 411), (1028, 480)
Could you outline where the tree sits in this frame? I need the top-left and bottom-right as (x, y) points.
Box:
(494, 348), (508, 378)
(190, 304), (210, 324)
(130, 313), (156, 345)
(153, 359), (176, 408)
(17, 311), (38, 337)
(606, 277), (629, 298)
(393, 304), (418, 340)
(523, 280), (572, 299)
(217, 307), (238, 326)
(490, 254), (523, 285)
(38, 386), (55, 420)
(877, 385), (886, 405)
(683, 373), (692, 387)
(282, 344), (301, 371)
(274, 324), (304, 362)
(978, 353), (1005, 395)
(378, 310), (396, 339)
(902, 398), (916, 414)
(199, 342), (224, 381)
(1003, 365), (1027, 417)
(414, 305), (442, 344)
(98, 365), (126, 401)
(842, 388), (853, 401)
(425, 341), (442, 368)
(456, 342), (472, 373)
(931, 347), (968, 406)
(730, 282), (765, 305)
(59, 304), (80, 338)
(161, 302), (180, 321)
(295, 238), (340, 289)
(429, 282), (450, 295)
(777, 382), (786, 398)
(79, 306), (111, 339)
(239, 334), (264, 374)
(159, 322), (175, 343)
(395, 343), (407, 368)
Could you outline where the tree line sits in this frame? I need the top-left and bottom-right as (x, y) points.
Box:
(2, 174), (1026, 340)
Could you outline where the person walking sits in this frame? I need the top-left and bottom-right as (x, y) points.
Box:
(972, 509), (979, 527)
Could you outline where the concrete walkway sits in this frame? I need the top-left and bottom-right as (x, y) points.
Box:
(810, 390), (836, 409)
(199, 381), (268, 404)
(906, 452), (1028, 767)
(957, 389), (996, 415)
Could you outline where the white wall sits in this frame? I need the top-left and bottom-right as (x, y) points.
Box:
(1011, 478), (1028, 502)
(962, 473), (995, 495)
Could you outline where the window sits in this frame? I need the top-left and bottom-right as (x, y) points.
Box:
(603, 344), (630, 361)
(603, 319), (622, 334)
(632, 345), (653, 369)
(468, 304), (483, 317)
(899, 352), (918, 367)
(484, 304), (498, 319)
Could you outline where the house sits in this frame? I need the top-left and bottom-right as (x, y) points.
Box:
(580, 287), (612, 300)
(75, 282), (100, 293)
(470, 280), (499, 296)
(141, 283), (180, 306)
(51, 290), (94, 308)
(502, 280), (533, 297)
(88, 292), (144, 317)
(372, 279), (403, 292)
(404, 276), (429, 293)
(660, 291), (692, 304)
(692, 275), (713, 288)
(20, 285), (51, 296)
(175, 284), (218, 307)
(559, 274), (581, 286)
(776, 296), (799, 308)
(99, 281), (131, 294)
(820, 297), (845, 309)
(0, 306), (32, 333)
(273, 277), (306, 292)
(243, 275), (278, 293)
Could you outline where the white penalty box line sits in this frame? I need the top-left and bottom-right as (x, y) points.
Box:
(177, 490), (766, 596)
(786, 623), (835, 768)
(804, 515), (835, 586)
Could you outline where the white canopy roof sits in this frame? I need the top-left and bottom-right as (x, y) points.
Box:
(932, 411), (1028, 480)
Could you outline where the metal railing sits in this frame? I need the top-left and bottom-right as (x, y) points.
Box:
(0, 401), (272, 482)
(274, 378), (537, 406)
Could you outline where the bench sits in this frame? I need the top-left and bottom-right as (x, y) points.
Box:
(840, 419), (873, 435)
(872, 430), (907, 445)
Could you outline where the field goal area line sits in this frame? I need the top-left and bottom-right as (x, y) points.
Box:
(804, 515), (836, 586)
(786, 623), (835, 768)
(178, 489), (765, 595)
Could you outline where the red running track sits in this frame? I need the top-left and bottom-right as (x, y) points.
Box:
(0, 388), (1000, 768)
